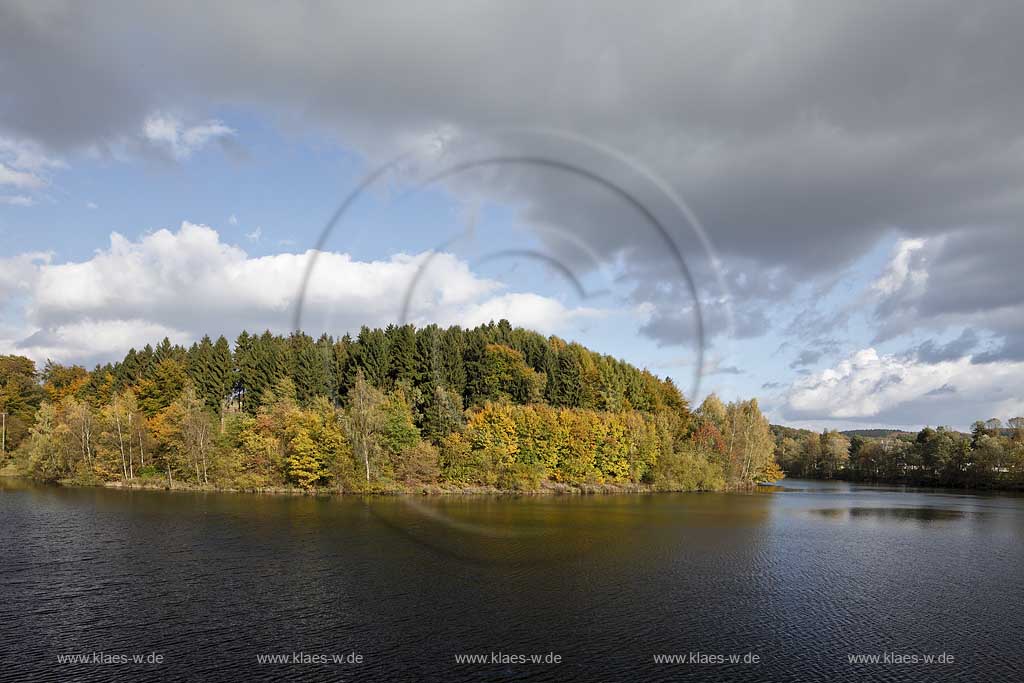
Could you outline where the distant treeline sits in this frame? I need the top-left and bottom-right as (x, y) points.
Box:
(773, 419), (1024, 490)
(837, 429), (914, 439)
(0, 320), (780, 492)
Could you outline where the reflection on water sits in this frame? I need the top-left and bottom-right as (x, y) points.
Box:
(1, 477), (1023, 682)
(810, 507), (972, 522)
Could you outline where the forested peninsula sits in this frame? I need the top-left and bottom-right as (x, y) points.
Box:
(0, 320), (782, 494)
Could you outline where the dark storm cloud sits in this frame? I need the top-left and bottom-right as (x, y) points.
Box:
(788, 338), (841, 369)
(789, 349), (823, 369)
(973, 338), (1024, 365)
(914, 227), (1024, 363)
(913, 329), (980, 364)
(639, 303), (769, 348)
(2, 1), (1023, 354)
(785, 307), (851, 340)
(925, 384), (957, 396)
(923, 231), (1023, 316)
(874, 226), (1024, 361)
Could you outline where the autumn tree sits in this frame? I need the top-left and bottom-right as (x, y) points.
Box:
(345, 371), (384, 484)
(819, 430), (851, 479)
(0, 355), (43, 454)
(162, 387), (214, 485)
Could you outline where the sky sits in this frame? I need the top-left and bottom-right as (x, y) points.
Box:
(1, 1), (1023, 431)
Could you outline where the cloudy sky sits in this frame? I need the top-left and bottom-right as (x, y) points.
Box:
(2, 1), (1022, 430)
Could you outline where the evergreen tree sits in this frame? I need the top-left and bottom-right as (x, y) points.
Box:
(137, 358), (188, 414)
(385, 324), (416, 388)
(289, 332), (330, 406)
(234, 331), (257, 413)
(210, 336), (235, 411)
(315, 334), (339, 404)
(155, 337), (174, 363)
(551, 345), (584, 407)
(333, 335), (353, 401)
(414, 324), (442, 387)
(187, 336), (215, 411)
(462, 331), (488, 406)
(139, 344), (156, 377)
(440, 326), (467, 397)
(0, 355), (44, 453)
(354, 326), (390, 390)
(246, 331), (288, 411)
(116, 348), (142, 388)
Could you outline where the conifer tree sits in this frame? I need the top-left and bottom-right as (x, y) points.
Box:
(187, 336), (215, 410)
(551, 345), (584, 407)
(354, 326), (390, 389)
(315, 334), (338, 403)
(210, 336), (234, 410)
(290, 332), (331, 406)
(233, 331), (256, 412)
(385, 324), (416, 388)
(333, 335), (353, 401)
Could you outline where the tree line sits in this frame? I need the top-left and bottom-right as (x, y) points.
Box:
(0, 320), (781, 492)
(773, 418), (1024, 490)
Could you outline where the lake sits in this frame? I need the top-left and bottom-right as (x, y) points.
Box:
(2, 478), (1022, 681)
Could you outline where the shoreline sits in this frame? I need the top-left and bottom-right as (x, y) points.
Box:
(781, 471), (1024, 494)
(0, 469), (743, 497)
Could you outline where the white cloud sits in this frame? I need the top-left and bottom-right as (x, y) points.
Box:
(10, 319), (189, 369)
(245, 226), (262, 242)
(784, 346), (1024, 428)
(2, 223), (607, 367)
(228, 213), (238, 225)
(869, 226), (1024, 362)
(0, 163), (45, 190)
(0, 137), (64, 205)
(872, 238), (928, 297)
(1, 194), (35, 206)
(453, 292), (604, 336)
(142, 113), (235, 160)
(86, 201), (98, 209)
(0, 137), (65, 172)
(0, 252), (51, 297)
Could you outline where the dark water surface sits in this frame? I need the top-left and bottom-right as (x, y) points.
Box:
(2, 478), (1022, 682)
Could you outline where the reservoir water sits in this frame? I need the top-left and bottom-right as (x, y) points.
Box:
(2, 478), (1022, 681)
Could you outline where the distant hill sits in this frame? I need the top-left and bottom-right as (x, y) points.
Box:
(770, 424), (816, 440)
(839, 429), (914, 438)
(772, 425), (917, 440)
(771, 425), (971, 440)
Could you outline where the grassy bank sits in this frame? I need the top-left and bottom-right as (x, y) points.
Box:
(56, 477), (726, 496)
(0, 458), (735, 496)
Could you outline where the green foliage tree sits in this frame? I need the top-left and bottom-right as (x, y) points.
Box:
(478, 344), (546, 404)
(162, 386), (214, 485)
(41, 361), (89, 404)
(283, 396), (350, 488)
(289, 332), (331, 407)
(354, 326), (390, 390)
(137, 358), (188, 414)
(346, 371), (384, 485)
(819, 430), (851, 479)
(378, 389), (420, 459)
(0, 355), (43, 455)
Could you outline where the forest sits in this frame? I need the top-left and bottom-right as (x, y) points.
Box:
(773, 419), (1024, 490)
(0, 320), (781, 493)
